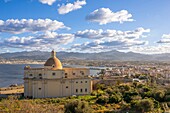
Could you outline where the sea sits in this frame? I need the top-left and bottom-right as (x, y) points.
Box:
(0, 64), (102, 88)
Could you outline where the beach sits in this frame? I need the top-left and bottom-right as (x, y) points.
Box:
(0, 85), (24, 96)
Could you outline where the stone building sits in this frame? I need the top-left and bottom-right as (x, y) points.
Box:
(24, 50), (92, 98)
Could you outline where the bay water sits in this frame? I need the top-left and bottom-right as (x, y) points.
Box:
(0, 64), (101, 87)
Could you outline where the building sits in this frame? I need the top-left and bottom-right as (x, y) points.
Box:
(24, 50), (92, 98)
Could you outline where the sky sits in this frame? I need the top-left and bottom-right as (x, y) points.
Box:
(0, 0), (170, 54)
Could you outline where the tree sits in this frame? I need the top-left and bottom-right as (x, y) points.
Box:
(96, 95), (109, 104)
(133, 98), (154, 113)
(140, 86), (153, 98)
(142, 86), (151, 92)
(109, 93), (122, 103)
(105, 87), (113, 95)
(64, 100), (92, 113)
(153, 90), (165, 102)
(123, 91), (138, 103)
(96, 84), (106, 90)
(118, 85), (131, 93)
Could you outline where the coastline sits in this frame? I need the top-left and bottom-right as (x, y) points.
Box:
(0, 60), (45, 64)
(0, 84), (24, 95)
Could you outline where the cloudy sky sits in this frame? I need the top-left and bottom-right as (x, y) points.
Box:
(0, 0), (170, 54)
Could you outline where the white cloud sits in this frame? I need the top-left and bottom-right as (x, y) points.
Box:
(75, 29), (103, 39)
(1, 31), (74, 51)
(39, 0), (56, 5)
(75, 27), (150, 39)
(157, 39), (170, 44)
(129, 45), (170, 54)
(157, 34), (170, 43)
(162, 34), (170, 39)
(0, 26), (151, 53)
(129, 33), (170, 54)
(0, 19), (69, 34)
(58, 0), (86, 14)
(72, 28), (150, 52)
(71, 39), (148, 53)
(86, 8), (134, 25)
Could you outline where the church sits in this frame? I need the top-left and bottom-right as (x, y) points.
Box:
(24, 50), (92, 98)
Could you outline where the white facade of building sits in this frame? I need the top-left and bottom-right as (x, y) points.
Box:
(24, 50), (92, 98)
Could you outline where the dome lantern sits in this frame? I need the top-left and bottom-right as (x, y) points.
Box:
(51, 50), (56, 58)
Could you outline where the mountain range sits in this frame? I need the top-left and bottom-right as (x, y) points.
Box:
(0, 50), (170, 61)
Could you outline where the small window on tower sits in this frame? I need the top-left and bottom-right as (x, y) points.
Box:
(39, 74), (42, 76)
(80, 89), (83, 92)
(65, 73), (68, 75)
(76, 89), (78, 92)
(39, 88), (41, 90)
(66, 86), (68, 88)
(85, 81), (87, 83)
(52, 73), (55, 76)
(73, 73), (75, 75)
(29, 74), (33, 76)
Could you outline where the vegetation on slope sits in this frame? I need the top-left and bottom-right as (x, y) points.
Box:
(1, 82), (170, 113)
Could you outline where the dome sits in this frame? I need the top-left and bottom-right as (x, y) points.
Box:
(44, 50), (62, 70)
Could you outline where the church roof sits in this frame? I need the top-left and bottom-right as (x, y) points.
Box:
(44, 50), (62, 70)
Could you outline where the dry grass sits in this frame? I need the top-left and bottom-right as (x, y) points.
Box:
(0, 86), (24, 95)
(0, 96), (64, 113)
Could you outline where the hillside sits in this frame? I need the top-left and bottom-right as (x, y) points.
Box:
(0, 50), (170, 61)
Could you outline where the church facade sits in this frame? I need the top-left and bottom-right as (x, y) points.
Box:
(24, 50), (92, 98)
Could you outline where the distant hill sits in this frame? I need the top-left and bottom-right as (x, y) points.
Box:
(0, 50), (170, 61)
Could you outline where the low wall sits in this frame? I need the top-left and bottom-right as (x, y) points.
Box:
(92, 78), (132, 89)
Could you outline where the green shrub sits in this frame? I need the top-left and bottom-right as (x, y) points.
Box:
(96, 90), (105, 98)
(153, 90), (165, 102)
(164, 95), (170, 102)
(132, 98), (154, 112)
(142, 86), (151, 92)
(137, 83), (144, 88)
(64, 100), (92, 113)
(108, 94), (122, 103)
(96, 96), (109, 104)
(142, 91), (153, 98)
(153, 99), (160, 109)
(96, 84), (106, 90)
(123, 91), (138, 103)
(91, 91), (97, 96)
(119, 85), (131, 92)
(105, 87), (113, 95)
